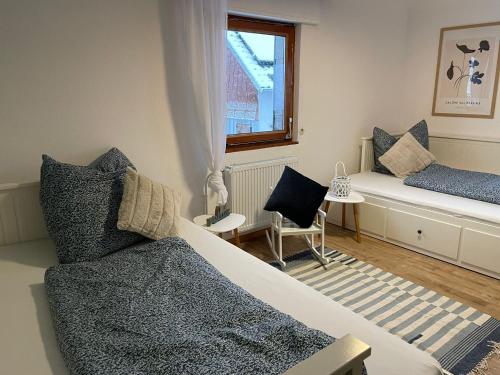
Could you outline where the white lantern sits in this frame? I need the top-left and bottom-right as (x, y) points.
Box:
(331, 161), (351, 198)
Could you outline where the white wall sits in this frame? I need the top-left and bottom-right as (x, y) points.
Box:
(400, 0), (500, 139)
(229, 0), (321, 24)
(0, 0), (210, 217)
(0, 0), (410, 219)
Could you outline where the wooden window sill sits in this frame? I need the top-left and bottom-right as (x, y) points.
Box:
(226, 140), (298, 153)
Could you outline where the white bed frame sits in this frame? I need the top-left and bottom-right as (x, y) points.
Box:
(351, 134), (500, 280)
(0, 181), (371, 375)
(0, 182), (47, 246)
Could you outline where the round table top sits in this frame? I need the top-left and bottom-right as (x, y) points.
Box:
(324, 191), (365, 204)
(193, 213), (246, 233)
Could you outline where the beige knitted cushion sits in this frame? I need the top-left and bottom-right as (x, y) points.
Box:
(379, 132), (436, 178)
(117, 168), (181, 240)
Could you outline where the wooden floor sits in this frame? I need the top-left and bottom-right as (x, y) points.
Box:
(240, 223), (500, 320)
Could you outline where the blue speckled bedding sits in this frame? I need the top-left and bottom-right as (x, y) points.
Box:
(404, 164), (500, 205)
(45, 237), (338, 375)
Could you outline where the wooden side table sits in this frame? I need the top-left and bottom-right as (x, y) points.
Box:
(324, 191), (365, 242)
(193, 213), (246, 246)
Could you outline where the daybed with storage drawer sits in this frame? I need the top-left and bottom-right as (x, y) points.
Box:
(340, 134), (500, 280)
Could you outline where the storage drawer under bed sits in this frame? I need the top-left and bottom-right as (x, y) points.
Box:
(386, 209), (461, 260)
(461, 228), (500, 274)
(358, 202), (386, 237)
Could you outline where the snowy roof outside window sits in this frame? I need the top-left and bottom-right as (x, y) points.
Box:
(227, 31), (274, 90)
(239, 32), (274, 62)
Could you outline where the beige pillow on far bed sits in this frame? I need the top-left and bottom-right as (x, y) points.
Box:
(117, 168), (181, 240)
(379, 132), (436, 178)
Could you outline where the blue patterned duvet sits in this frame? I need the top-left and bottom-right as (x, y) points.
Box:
(45, 237), (336, 375)
(404, 163), (500, 205)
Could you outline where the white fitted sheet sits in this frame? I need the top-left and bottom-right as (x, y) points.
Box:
(0, 218), (443, 375)
(351, 172), (500, 225)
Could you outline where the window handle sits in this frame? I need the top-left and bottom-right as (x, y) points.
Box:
(286, 117), (293, 139)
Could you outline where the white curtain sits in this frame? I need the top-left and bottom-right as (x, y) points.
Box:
(178, 0), (228, 206)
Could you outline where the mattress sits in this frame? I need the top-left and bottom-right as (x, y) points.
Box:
(0, 218), (442, 375)
(351, 172), (500, 225)
(404, 164), (500, 205)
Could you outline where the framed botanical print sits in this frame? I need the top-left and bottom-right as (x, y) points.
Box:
(432, 22), (500, 118)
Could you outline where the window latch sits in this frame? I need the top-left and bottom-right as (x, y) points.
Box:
(286, 117), (293, 139)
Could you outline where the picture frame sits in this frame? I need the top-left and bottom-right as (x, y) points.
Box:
(432, 22), (500, 119)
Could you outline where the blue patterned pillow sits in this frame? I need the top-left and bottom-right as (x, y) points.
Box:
(87, 148), (134, 172)
(373, 120), (429, 175)
(40, 148), (145, 263)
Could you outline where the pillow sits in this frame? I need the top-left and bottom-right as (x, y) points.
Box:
(373, 120), (429, 175)
(379, 133), (436, 178)
(40, 149), (144, 263)
(117, 168), (181, 240)
(264, 166), (328, 228)
(87, 147), (136, 172)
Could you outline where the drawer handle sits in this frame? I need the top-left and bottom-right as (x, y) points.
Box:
(417, 229), (422, 240)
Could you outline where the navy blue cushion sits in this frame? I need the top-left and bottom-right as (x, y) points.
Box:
(87, 148), (136, 172)
(264, 167), (328, 228)
(373, 120), (429, 175)
(40, 148), (144, 264)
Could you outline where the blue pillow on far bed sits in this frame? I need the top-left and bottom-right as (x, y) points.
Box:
(40, 148), (145, 264)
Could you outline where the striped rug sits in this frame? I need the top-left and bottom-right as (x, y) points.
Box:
(276, 249), (500, 374)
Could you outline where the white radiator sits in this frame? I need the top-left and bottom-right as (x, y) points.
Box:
(224, 157), (299, 232)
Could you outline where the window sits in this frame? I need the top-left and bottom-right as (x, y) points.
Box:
(226, 15), (296, 152)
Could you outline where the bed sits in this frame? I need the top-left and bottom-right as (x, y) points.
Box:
(337, 134), (500, 280)
(350, 171), (500, 225)
(0, 182), (443, 375)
